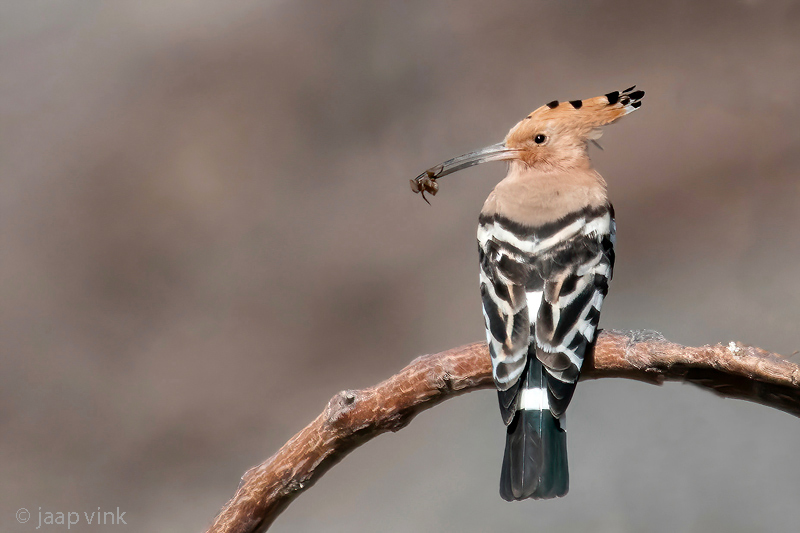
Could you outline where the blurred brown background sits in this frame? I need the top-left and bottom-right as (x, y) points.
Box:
(3, 1), (800, 531)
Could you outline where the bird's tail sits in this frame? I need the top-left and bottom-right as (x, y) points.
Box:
(499, 356), (568, 500)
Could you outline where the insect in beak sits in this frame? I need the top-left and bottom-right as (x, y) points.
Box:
(409, 166), (441, 205)
(410, 143), (518, 204)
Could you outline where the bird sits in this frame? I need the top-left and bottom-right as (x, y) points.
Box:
(411, 86), (644, 500)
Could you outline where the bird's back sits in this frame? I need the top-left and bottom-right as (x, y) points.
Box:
(478, 164), (615, 499)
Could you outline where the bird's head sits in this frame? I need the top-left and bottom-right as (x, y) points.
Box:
(411, 87), (644, 200)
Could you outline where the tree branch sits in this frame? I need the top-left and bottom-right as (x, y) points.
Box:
(205, 329), (800, 533)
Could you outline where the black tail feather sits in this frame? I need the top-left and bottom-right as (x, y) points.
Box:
(497, 377), (524, 426)
(499, 357), (569, 500)
(545, 373), (577, 418)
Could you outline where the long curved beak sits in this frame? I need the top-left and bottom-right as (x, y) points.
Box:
(418, 142), (517, 180)
(410, 142), (519, 202)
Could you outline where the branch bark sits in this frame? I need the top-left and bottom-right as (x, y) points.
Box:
(206, 329), (800, 533)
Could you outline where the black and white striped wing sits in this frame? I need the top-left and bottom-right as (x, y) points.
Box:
(478, 217), (550, 425)
(534, 210), (615, 417)
(478, 238), (531, 395)
(479, 206), (615, 421)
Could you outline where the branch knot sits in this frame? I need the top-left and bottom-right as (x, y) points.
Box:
(325, 389), (359, 426)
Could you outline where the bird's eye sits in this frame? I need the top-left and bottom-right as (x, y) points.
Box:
(534, 134), (546, 144)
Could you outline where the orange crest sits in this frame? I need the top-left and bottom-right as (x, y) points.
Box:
(506, 86), (644, 146)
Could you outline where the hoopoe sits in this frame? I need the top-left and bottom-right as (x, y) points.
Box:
(411, 87), (644, 500)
